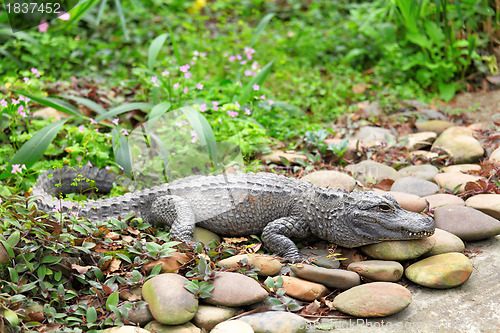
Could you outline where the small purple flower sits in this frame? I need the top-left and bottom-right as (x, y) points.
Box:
(235, 101), (240, 108)
(212, 101), (219, 111)
(251, 61), (259, 70)
(19, 96), (31, 103)
(76, 157), (83, 163)
(180, 64), (190, 73)
(31, 67), (40, 77)
(227, 110), (239, 118)
(183, 87), (188, 94)
(218, 118), (222, 124)
(17, 105), (27, 118)
(78, 125), (85, 133)
(11, 164), (26, 174)
(112, 118), (119, 125)
(228, 55), (236, 62)
(194, 50), (199, 56)
(11, 99), (19, 105)
(90, 118), (97, 124)
(244, 70), (252, 76)
(236, 54), (242, 60)
(105, 166), (111, 170)
(0, 99), (7, 107)
(121, 128), (129, 136)
(162, 70), (170, 76)
(260, 94), (266, 100)
(151, 76), (159, 87)
(223, 52), (229, 57)
(196, 83), (203, 90)
(190, 130), (198, 143)
(245, 108), (251, 115)
(87, 161), (93, 167)
(175, 122), (184, 127)
(173, 82), (180, 89)
(200, 52), (207, 57)
(240, 60), (247, 65)
(23, 77), (30, 83)
(199, 104), (207, 112)
(185, 72), (192, 79)
(190, 61), (195, 66)
(269, 100), (275, 105)
(252, 84), (260, 91)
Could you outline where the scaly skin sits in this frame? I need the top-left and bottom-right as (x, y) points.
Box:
(33, 166), (436, 260)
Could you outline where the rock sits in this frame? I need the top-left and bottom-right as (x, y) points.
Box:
(239, 311), (306, 333)
(204, 272), (268, 307)
(211, 320), (254, 333)
(347, 260), (404, 282)
(247, 295), (302, 311)
(360, 237), (435, 260)
(300, 170), (356, 191)
(434, 173), (484, 193)
(290, 264), (360, 289)
(144, 321), (201, 333)
(143, 252), (190, 274)
(345, 160), (400, 185)
(263, 151), (307, 165)
(425, 228), (465, 256)
(398, 164), (439, 181)
(383, 191), (427, 213)
(408, 150), (439, 159)
(275, 276), (329, 301)
(441, 164), (481, 173)
(431, 126), (484, 164)
(121, 302), (154, 326)
(352, 126), (396, 147)
(333, 282), (412, 317)
(405, 253), (473, 289)
(142, 273), (198, 325)
(415, 120), (454, 134)
(192, 305), (239, 331)
(324, 138), (362, 161)
(216, 254), (282, 276)
(390, 177), (439, 197)
(465, 194), (500, 220)
(299, 248), (340, 269)
(193, 227), (221, 245)
(405, 132), (437, 151)
(102, 326), (150, 333)
(423, 193), (465, 210)
(434, 205), (500, 241)
(490, 147), (500, 164)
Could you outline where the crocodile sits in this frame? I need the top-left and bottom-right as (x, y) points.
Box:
(33, 166), (435, 260)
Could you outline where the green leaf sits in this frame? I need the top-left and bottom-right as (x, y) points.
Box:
(267, 298), (283, 305)
(12, 90), (81, 116)
(95, 103), (153, 122)
(41, 256), (63, 265)
(8, 267), (19, 283)
(250, 13), (275, 48)
(37, 265), (47, 280)
(236, 60), (274, 105)
(115, 253), (132, 264)
(106, 292), (119, 311)
(148, 33), (168, 71)
(150, 263), (162, 276)
(6, 230), (20, 247)
(166, 25), (181, 64)
(112, 127), (132, 174)
(0, 241), (14, 258)
(2, 309), (19, 327)
(58, 95), (106, 115)
(86, 307), (97, 323)
(147, 102), (171, 121)
(61, 0), (101, 30)
(438, 82), (456, 102)
(114, 0), (129, 41)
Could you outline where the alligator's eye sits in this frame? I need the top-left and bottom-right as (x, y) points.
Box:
(378, 204), (392, 211)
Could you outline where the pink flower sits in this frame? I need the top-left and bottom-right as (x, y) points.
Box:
(112, 118), (119, 125)
(228, 55), (236, 62)
(240, 60), (247, 65)
(11, 99), (19, 105)
(95, 128), (99, 132)
(0, 99), (7, 107)
(235, 101), (240, 108)
(121, 128), (129, 136)
(196, 83), (203, 90)
(59, 12), (70, 20)
(245, 108), (251, 115)
(90, 118), (97, 124)
(179, 64), (190, 73)
(227, 110), (239, 118)
(173, 82), (180, 89)
(236, 54), (242, 60)
(11, 164), (26, 174)
(38, 20), (49, 33)
(151, 76), (159, 87)
(218, 118), (222, 124)
(76, 157), (83, 163)
(105, 166), (111, 170)
(183, 87), (188, 94)
(31, 68), (40, 77)
(269, 100), (275, 105)
(251, 61), (259, 70)
(19, 96), (30, 103)
(223, 53), (228, 57)
(184, 72), (192, 79)
(78, 125), (85, 133)
(190, 130), (198, 143)
(87, 161), (93, 167)
(244, 70), (252, 76)
(175, 122), (184, 127)
(193, 50), (200, 56)
(252, 84), (260, 91)
(199, 104), (207, 112)
(17, 106), (27, 118)
(23, 77), (30, 83)
(162, 70), (170, 76)
(190, 61), (195, 66)
(212, 101), (219, 111)
(260, 94), (266, 100)
(200, 52), (207, 57)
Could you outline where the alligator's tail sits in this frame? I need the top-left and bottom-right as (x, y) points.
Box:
(32, 166), (151, 221)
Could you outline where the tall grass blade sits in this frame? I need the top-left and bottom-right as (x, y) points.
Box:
(58, 95), (106, 115)
(96, 0), (108, 25)
(114, 0), (129, 41)
(250, 13), (275, 48)
(236, 60), (274, 105)
(62, 0), (100, 30)
(95, 102), (153, 121)
(166, 25), (181, 64)
(112, 126), (132, 174)
(148, 33), (168, 71)
(12, 90), (81, 117)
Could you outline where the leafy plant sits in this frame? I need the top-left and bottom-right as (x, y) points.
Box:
(264, 276), (303, 312)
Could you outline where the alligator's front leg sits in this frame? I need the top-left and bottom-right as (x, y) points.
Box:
(148, 195), (196, 244)
(261, 217), (311, 261)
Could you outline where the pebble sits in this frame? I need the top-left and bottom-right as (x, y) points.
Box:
(433, 205), (500, 241)
(193, 227), (221, 245)
(415, 120), (454, 134)
(247, 295), (302, 311)
(360, 238), (435, 260)
(381, 191), (427, 212)
(333, 282), (412, 317)
(290, 263), (360, 289)
(405, 132), (437, 151)
(405, 252), (473, 289)
(217, 254), (282, 276)
(425, 228), (465, 256)
(300, 170), (356, 191)
(423, 193), (465, 210)
(191, 305), (239, 331)
(434, 173), (484, 193)
(263, 151), (307, 165)
(238, 311), (307, 333)
(299, 248), (340, 269)
(143, 252), (190, 274)
(465, 194), (500, 220)
(352, 126), (396, 147)
(347, 260), (404, 282)
(102, 327), (149, 333)
(490, 147), (500, 164)
(431, 126), (484, 164)
(204, 272), (269, 307)
(211, 320), (254, 333)
(121, 302), (154, 326)
(398, 164), (439, 181)
(142, 273), (198, 325)
(275, 276), (329, 301)
(390, 177), (439, 197)
(144, 321), (201, 333)
(408, 150), (439, 159)
(441, 164), (481, 173)
(345, 160), (400, 184)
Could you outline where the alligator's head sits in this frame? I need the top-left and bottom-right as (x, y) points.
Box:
(311, 190), (435, 248)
